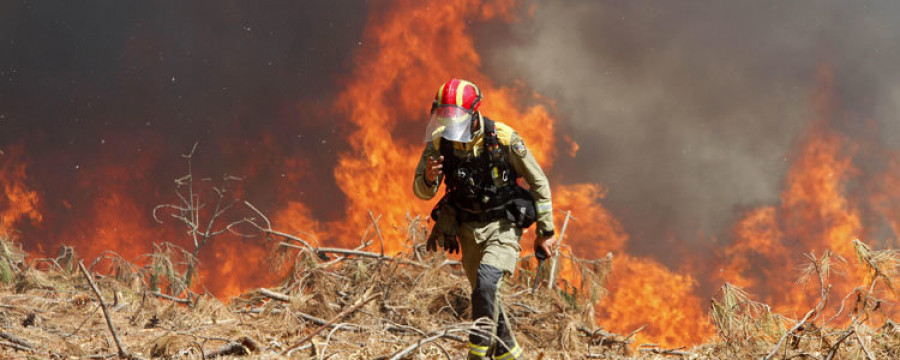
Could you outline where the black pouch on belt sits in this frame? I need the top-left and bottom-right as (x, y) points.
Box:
(505, 185), (536, 229)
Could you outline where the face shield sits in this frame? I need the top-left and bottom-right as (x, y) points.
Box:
(422, 105), (475, 143)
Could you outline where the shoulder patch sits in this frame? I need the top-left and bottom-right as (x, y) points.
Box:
(512, 138), (527, 157)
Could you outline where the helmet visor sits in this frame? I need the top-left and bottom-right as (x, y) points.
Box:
(424, 106), (473, 143)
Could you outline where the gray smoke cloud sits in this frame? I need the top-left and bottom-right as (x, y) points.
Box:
(485, 0), (900, 261)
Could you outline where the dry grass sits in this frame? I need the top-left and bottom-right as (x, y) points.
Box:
(1, 231), (899, 359)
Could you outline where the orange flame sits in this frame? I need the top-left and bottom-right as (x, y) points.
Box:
(718, 67), (873, 317)
(0, 145), (42, 235)
(604, 255), (713, 346)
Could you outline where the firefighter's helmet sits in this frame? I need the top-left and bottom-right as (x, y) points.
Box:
(424, 78), (482, 142)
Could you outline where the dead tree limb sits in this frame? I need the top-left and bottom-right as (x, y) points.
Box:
(78, 261), (143, 360)
(281, 292), (381, 355)
(0, 331), (35, 350)
(152, 291), (192, 305)
(825, 329), (855, 360)
(638, 345), (690, 357)
(0, 340), (34, 352)
(244, 200), (316, 250)
(313, 247), (426, 267)
(258, 288), (291, 302)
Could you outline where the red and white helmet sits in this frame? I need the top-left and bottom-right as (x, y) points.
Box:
(424, 78), (482, 142)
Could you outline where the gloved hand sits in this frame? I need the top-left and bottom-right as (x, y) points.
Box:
(443, 234), (459, 254)
(426, 227), (440, 252)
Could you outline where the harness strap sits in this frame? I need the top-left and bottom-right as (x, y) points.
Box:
(438, 117), (533, 227)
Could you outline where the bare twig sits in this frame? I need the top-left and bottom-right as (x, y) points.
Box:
(258, 288), (291, 302)
(764, 252), (832, 360)
(319, 323), (353, 360)
(152, 291), (192, 305)
(638, 345), (690, 356)
(853, 326), (875, 360)
(825, 329), (854, 360)
(78, 261), (143, 360)
(314, 247), (426, 267)
(0, 331), (35, 350)
(369, 210), (385, 258)
(281, 292), (381, 355)
(245, 200), (317, 249)
(63, 304), (101, 338)
(0, 340), (35, 352)
(385, 329), (461, 360)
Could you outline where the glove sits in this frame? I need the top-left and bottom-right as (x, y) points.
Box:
(426, 225), (440, 252)
(443, 234), (459, 254)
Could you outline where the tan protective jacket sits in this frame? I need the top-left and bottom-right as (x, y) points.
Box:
(413, 118), (554, 234)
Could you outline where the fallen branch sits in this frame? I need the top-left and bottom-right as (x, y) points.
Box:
(825, 329), (854, 360)
(314, 247), (426, 267)
(281, 292), (381, 355)
(152, 291), (192, 305)
(638, 345), (690, 356)
(0, 331), (35, 350)
(384, 329), (461, 360)
(0, 340), (34, 352)
(78, 261), (143, 360)
(258, 288), (291, 302)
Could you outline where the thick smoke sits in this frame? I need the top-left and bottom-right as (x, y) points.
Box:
(486, 0), (900, 261)
(0, 1), (367, 236)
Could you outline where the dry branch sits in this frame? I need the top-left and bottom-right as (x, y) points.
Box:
(384, 329), (463, 360)
(78, 261), (144, 360)
(152, 291), (192, 305)
(282, 291), (381, 355)
(638, 345), (690, 357)
(258, 288), (291, 302)
(244, 200), (316, 250)
(0, 340), (34, 352)
(0, 331), (35, 351)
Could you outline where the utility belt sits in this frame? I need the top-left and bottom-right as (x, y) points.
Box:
(433, 185), (537, 229)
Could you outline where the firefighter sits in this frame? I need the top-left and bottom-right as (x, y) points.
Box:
(413, 78), (557, 360)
